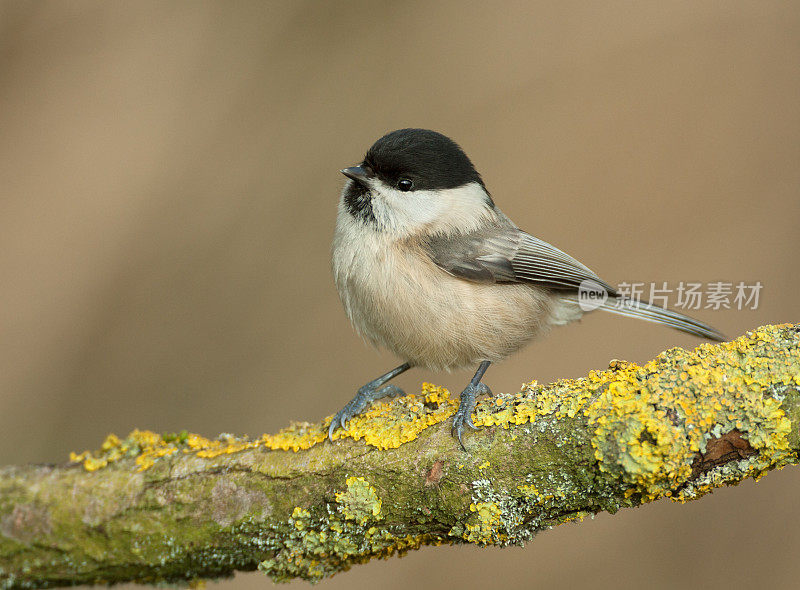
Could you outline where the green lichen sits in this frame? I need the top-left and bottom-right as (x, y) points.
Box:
(256, 479), (442, 583)
(19, 323), (797, 588)
(467, 323), (800, 506)
(335, 477), (382, 525)
(583, 324), (798, 502)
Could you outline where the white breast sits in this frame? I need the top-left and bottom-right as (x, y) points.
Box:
(332, 205), (579, 371)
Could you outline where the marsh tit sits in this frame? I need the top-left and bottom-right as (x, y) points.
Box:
(329, 128), (724, 447)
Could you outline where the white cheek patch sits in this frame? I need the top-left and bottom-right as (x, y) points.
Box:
(371, 181), (492, 237)
(375, 188), (444, 233)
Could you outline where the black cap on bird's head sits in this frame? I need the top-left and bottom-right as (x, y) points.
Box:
(365, 129), (484, 191)
(340, 129), (492, 227)
(342, 129), (485, 192)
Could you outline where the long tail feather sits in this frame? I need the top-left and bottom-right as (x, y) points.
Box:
(599, 296), (727, 341)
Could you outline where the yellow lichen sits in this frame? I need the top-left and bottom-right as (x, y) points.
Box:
(83, 455), (109, 472)
(582, 324), (798, 502)
(459, 324), (799, 503)
(69, 381), (458, 470)
(69, 323), (799, 512)
(326, 383), (457, 450)
(463, 501), (504, 544)
(261, 421), (327, 452)
(516, 483), (543, 503)
(60, 325), (800, 584)
(69, 429), (264, 472)
(135, 446), (177, 471)
(70, 429), (177, 472)
(68, 450), (89, 463)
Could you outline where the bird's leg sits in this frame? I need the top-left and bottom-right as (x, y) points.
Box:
(328, 362), (412, 440)
(452, 360), (492, 449)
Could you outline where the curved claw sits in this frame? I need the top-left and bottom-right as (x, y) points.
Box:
(451, 413), (477, 450)
(328, 401), (356, 440)
(327, 414), (342, 441)
(328, 383), (405, 441)
(451, 380), (491, 450)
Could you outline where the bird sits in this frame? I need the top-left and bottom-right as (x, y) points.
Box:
(328, 128), (725, 448)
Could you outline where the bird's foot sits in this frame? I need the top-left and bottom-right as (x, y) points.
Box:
(328, 383), (404, 440)
(451, 382), (491, 450)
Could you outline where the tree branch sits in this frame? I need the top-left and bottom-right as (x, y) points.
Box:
(1, 324), (799, 588)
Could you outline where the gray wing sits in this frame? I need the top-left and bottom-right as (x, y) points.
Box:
(424, 223), (618, 296)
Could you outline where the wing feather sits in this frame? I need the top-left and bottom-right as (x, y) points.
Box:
(424, 221), (617, 295)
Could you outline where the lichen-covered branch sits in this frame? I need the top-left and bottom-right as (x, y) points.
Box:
(1, 324), (799, 589)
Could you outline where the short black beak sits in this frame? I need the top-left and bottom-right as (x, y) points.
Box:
(340, 166), (372, 183)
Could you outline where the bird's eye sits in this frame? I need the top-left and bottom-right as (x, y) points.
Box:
(397, 179), (413, 192)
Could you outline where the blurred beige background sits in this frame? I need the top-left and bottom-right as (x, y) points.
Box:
(1, 1), (798, 588)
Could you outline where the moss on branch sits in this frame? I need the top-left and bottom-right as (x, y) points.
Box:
(1, 324), (799, 588)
